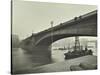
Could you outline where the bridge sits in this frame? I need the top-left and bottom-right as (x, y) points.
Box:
(20, 10), (97, 63)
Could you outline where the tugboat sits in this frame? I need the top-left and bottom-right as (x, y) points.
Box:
(64, 36), (93, 59)
(64, 48), (93, 59)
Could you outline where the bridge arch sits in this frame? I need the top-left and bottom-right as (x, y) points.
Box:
(35, 21), (97, 46)
(21, 10), (97, 63)
(35, 33), (96, 47)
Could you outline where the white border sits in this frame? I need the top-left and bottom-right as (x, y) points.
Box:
(0, 0), (100, 75)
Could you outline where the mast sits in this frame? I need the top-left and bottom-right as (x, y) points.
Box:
(74, 36), (80, 51)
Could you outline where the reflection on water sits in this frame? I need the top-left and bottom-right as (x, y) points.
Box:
(12, 48), (67, 73)
(12, 48), (49, 73)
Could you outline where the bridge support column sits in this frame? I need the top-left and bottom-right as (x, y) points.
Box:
(31, 45), (52, 64)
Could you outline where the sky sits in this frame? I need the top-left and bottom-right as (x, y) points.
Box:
(12, 0), (97, 40)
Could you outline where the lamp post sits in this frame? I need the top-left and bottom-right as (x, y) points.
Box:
(50, 21), (54, 50)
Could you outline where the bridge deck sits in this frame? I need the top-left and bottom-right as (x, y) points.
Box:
(36, 10), (97, 36)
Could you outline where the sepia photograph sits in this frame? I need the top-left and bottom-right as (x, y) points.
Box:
(11, 0), (97, 74)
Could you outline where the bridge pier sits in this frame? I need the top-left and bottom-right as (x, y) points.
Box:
(30, 45), (52, 64)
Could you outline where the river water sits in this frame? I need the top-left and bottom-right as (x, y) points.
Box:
(12, 47), (97, 73)
(12, 48), (48, 73)
(12, 48), (67, 73)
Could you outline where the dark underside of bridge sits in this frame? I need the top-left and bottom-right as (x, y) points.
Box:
(37, 34), (96, 46)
